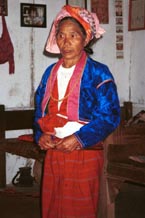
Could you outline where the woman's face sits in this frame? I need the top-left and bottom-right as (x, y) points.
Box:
(56, 19), (87, 67)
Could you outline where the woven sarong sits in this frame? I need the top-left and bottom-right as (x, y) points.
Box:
(42, 149), (104, 218)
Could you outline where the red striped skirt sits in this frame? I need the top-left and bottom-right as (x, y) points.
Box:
(42, 149), (104, 218)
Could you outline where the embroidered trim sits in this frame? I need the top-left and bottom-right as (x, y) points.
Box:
(96, 79), (114, 89)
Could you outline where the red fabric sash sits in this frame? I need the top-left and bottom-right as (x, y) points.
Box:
(38, 74), (68, 134)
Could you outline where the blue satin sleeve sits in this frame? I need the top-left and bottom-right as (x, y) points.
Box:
(74, 80), (121, 148)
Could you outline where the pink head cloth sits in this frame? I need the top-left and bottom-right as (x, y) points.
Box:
(45, 5), (105, 54)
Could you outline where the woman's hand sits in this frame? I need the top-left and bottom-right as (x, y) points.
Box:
(56, 134), (81, 152)
(38, 133), (55, 150)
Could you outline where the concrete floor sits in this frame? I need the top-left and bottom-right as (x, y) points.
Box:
(0, 184), (41, 218)
(115, 182), (145, 218)
(1, 182), (145, 218)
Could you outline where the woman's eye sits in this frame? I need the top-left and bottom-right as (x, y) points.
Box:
(71, 33), (77, 38)
(57, 33), (64, 39)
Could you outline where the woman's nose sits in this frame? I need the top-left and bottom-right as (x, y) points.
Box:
(64, 36), (70, 45)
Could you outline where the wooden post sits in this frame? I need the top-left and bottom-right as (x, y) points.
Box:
(124, 101), (132, 121)
(0, 105), (6, 187)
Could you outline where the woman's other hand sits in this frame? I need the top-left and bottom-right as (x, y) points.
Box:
(56, 134), (81, 152)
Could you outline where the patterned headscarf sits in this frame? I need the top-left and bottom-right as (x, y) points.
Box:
(45, 5), (105, 54)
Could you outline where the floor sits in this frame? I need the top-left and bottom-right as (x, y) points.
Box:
(1, 182), (145, 218)
(0, 183), (41, 218)
(115, 182), (145, 218)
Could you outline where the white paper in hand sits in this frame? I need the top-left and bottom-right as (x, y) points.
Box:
(54, 121), (84, 138)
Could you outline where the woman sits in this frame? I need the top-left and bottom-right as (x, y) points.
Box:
(34, 5), (120, 218)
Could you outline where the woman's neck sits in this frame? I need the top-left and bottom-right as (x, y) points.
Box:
(62, 59), (78, 68)
(62, 52), (84, 68)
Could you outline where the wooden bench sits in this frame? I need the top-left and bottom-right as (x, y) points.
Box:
(96, 102), (133, 218)
(0, 105), (45, 188)
(105, 105), (145, 218)
(106, 128), (145, 197)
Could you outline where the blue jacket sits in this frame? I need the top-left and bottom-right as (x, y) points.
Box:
(34, 56), (120, 148)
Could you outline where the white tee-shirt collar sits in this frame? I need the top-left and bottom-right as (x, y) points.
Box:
(57, 64), (75, 110)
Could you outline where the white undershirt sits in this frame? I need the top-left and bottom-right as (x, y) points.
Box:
(55, 64), (86, 138)
(57, 64), (75, 110)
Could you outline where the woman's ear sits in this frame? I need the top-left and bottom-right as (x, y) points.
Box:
(84, 39), (88, 47)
